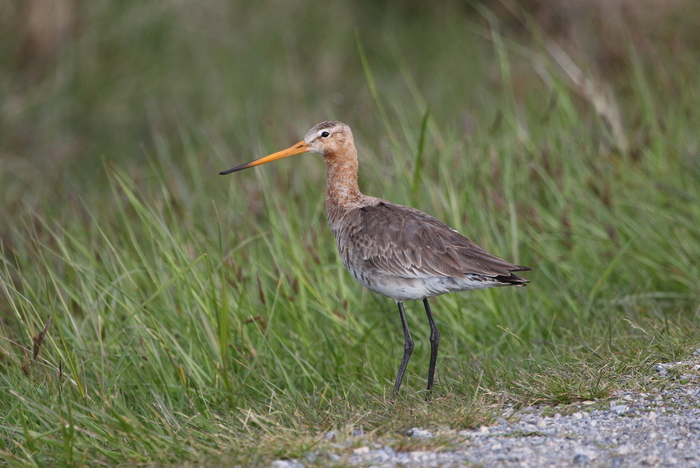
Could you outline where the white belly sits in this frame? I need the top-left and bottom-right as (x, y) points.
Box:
(350, 270), (504, 302)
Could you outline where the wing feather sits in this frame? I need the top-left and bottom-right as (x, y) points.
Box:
(342, 201), (529, 280)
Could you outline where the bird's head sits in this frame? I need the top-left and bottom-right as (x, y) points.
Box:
(219, 120), (353, 175)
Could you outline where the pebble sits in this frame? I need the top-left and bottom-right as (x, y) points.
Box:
(406, 427), (433, 438)
(270, 460), (304, 468)
(617, 444), (632, 455)
(611, 404), (629, 414)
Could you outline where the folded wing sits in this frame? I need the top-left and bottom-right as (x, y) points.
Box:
(344, 201), (530, 283)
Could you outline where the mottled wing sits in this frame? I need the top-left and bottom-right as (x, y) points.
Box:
(345, 201), (530, 281)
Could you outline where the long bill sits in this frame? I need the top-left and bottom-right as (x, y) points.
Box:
(219, 141), (310, 175)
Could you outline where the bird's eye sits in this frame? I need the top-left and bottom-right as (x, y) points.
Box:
(320, 131), (330, 138)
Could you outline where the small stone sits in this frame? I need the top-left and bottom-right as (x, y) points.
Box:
(573, 454), (590, 464)
(479, 426), (490, 434)
(352, 446), (369, 455)
(689, 421), (700, 432)
(382, 447), (396, 456)
(572, 412), (583, 420)
(611, 405), (629, 415)
(351, 429), (364, 437)
(270, 460), (304, 468)
(617, 444), (632, 455)
(407, 427), (433, 438)
(648, 412), (657, 420)
(536, 419), (546, 428)
(554, 413), (562, 419)
(325, 430), (336, 440)
(409, 451), (432, 462)
(491, 443), (503, 451)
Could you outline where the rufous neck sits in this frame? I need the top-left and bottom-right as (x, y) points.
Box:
(324, 148), (362, 210)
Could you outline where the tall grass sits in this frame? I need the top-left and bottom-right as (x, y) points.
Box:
(2, 1), (700, 466)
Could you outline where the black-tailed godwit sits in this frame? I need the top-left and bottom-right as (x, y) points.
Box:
(220, 121), (531, 397)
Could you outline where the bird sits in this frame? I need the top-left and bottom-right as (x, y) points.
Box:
(220, 120), (531, 397)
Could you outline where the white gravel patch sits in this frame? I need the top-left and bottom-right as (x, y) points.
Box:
(270, 351), (700, 467)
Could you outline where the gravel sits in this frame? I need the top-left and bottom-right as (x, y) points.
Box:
(270, 351), (700, 467)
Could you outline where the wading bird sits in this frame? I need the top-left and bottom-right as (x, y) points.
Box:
(220, 121), (531, 397)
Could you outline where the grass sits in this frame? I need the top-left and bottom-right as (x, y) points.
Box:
(2, 1), (700, 466)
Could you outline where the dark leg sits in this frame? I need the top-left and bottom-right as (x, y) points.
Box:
(393, 301), (414, 398)
(424, 298), (441, 393)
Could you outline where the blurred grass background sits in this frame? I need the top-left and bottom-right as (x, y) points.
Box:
(1, 0), (700, 466)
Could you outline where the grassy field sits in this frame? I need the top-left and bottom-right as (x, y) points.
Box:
(2, 1), (700, 466)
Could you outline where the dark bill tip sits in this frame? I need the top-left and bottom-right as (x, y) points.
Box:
(219, 163), (250, 175)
